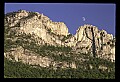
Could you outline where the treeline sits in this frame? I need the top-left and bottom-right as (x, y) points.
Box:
(4, 57), (115, 79)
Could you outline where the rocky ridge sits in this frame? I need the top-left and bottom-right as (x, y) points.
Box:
(4, 10), (115, 70)
(5, 10), (69, 46)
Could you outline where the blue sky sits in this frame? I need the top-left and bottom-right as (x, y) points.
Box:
(5, 3), (116, 36)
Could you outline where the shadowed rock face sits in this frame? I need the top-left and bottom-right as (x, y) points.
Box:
(4, 10), (115, 63)
(91, 27), (96, 57)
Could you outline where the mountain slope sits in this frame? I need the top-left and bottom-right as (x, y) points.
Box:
(4, 10), (115, 78)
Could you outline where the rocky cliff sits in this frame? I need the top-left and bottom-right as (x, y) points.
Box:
(63, 24), (115, 62)
(4, 10), (115, 70)
(5, 10), (69, 46)
(72, 24), (115, 62)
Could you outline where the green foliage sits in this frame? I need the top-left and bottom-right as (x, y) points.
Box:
(61, 34), (72, 41)
(4, 57), (115, 78)
(40, 45), (72, 52)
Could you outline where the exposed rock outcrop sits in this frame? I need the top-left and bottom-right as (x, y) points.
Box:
(5, 10), (69, 46)
(4, 46), (76, 69)
(4, 10), (115, 65)
(72, 24), (115, 62)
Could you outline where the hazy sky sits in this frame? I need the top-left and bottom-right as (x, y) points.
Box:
(5, 3), (116, 36)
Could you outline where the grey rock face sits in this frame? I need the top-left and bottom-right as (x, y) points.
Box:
(5, 10), (69, 46)
(72, 24), (115, 62)
(4, 10), (115, 63)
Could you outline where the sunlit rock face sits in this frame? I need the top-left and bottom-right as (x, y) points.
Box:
(72, 24), (115, 62)
(5, 10), (69, 46)
(4, 10), (115, 63)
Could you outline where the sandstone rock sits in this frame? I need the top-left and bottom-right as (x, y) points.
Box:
(4, 10), (115, 63)
(4, 46), (53, 67)
(98, 65), (108, 71)
(89, 64), (93, 69)
(70, 62), (76, 69)
(71, 24), (115, 62)
(5, 10), (69, 47)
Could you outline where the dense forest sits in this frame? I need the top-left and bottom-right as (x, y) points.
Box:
(4, 55), (115, 78)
